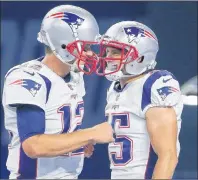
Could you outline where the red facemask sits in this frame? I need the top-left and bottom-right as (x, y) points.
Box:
(65, 40), (99, 75)
(95, 39), (139, 76)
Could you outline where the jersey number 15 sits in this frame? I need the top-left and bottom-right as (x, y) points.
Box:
(106, 113), (133, 166)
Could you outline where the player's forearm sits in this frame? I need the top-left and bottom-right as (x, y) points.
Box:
(23, 128), (95, 158)
(152, 154), (178, 179)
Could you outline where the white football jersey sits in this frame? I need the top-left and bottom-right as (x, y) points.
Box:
(2, 58), (86, 179)
(106, 70), (183, 179)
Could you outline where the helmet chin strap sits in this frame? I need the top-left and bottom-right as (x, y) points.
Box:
(105, 60), (157, 81)
(105, 70), (123, 81)
(105, 62), (141, 82)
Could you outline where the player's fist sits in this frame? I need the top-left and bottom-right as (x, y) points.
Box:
(91, 122), (114, 144)
(84, 143), (94, 158)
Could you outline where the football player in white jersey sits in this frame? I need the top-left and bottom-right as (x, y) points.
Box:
(93, 21), (183, 179)
(2, 5), (114, 179)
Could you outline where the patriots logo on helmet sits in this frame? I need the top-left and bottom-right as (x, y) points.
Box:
(9, 79), (42, 97)
(123, 26), (157, 43)
(157, 86), (179, 101)
(47, 12), (85, 36)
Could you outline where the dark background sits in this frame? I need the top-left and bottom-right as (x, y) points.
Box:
(1, 1), (197, 179)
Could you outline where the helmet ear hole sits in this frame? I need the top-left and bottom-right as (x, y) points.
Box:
(137, 56), (144, 63)
(61, 44), (66, 49)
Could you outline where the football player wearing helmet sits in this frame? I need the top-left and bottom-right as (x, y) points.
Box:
(96, 21), (183, 179)
(2, 5), (114, 179)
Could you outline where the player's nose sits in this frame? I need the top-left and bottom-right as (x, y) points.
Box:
(84, 50), (95, 57)
(106, 52), (114, 58)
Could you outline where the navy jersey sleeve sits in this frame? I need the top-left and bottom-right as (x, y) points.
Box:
(141, 70), (182, 116)
(16, 104), (45, 142)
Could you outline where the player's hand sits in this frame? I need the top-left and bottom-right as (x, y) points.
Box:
(91, 122), (114, 144)
(84, 143), (95, 158)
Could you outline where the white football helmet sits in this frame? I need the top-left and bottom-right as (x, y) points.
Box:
(96, 21), (159, 81)
(37, 5), (100, 74)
